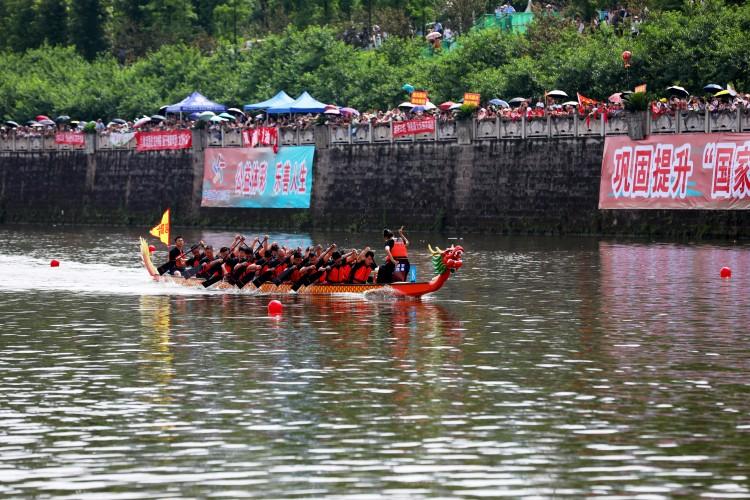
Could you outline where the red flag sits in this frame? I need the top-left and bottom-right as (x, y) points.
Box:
(577, 92), (599, 107)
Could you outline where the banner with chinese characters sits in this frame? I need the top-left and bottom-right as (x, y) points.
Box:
(201, 146), (314, 208)
(54, 132), (85, 147)
(599, 133), (750, 209)
(241, 127), (278, 153)
(392, 117), (436, 137)
(135, 130), (192, 152)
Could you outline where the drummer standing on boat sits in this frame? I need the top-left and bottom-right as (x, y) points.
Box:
(377, 226), (410, 283)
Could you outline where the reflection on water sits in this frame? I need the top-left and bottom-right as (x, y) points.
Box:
(0, 226), (749, 498)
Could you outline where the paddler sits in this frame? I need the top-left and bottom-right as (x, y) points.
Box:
(166, 236), (187, 276)
(377, 226), (410, 283)
(350, 248), (377, 284)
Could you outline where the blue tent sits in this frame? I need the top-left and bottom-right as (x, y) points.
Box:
(243, 91), (295, 111)
(165, 92), (226, 113)
(266, 91), (328, 114)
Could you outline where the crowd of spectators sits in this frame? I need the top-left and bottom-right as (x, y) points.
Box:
(3, 86), (750, 142)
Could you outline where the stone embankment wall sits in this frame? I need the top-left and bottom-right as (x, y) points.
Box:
(1, 135), (749, 238)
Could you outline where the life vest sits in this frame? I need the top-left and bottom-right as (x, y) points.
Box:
(327, 266), (342, 283)
(353, 265), (371, 283)
(391, 238), (408, 259)
(289, 269), (302, 283)
(339, 264), (352, 283)
(273, 263), (288, 279)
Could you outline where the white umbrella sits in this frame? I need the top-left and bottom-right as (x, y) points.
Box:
(133, 117), (151, 128)
(398, 102), (415, 108)
(198, 111), (216, 120)
(426, 31), (442, 41)
(324, 108), (341, 115)
(546, 90), (568, 98)
(424, 101), (437, 110)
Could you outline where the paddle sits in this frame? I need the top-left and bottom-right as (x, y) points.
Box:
(156, 241), (204, 276)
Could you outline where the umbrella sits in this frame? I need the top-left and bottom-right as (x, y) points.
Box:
(31, 122), (45, 128)
(715, 90), (733, 98)
(150, 114), (166, 122)
(218, 112), (235, 120)
(439, 101), (456, 111)
(112, 118), (127, 125)
(546, 89), (568, 98)
(39, 119), (56, 126)
(411, 105), (426, 113)
(340, 107), (360, 116)
(561, 101), (579, 107)
(398, 102), (415, 108)
(255, 114), (265, 120)
(26, 120), (38, 126)
(666, 85), (689, 97)
(423, 101), (437, 111)
(198, 111), (216, 120)
(210, 115), (228, 122)
(704, 84), (723, 93)
(35, 115), (51, 122)
(324, 104), (338, 110)
(158, 105), (169, 115)
(508, 97), (527, 107)
(133, 117), (151, 128)
(4, 121), (19, 128)
(54, 115), (70, 123)
(621, 90), (634, 95)
(324, 108), (341, 115)
(227, 108), (245, 115)
(449, 103), (462, 110)
(608, 92), (623, 104)
(488, 98), (510, 108)
(426, 31), (442, 40)
(70, 120), (80, 125)
(188, 112), (201, 120)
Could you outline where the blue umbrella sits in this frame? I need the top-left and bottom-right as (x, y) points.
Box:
(411, 105), (426, 113)
(489, 98), (510, 108)
(704, 84), (723, 93)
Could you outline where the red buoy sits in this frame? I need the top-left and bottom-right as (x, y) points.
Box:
(148, 245), (156, 253)
(720, 266), (732, 279)
(267, 300), (283, 315)
(50, 259), (60, 267)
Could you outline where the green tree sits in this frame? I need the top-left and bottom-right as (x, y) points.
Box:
(37, 0), (69, 47)
(4, 0), (41, 52)
(69, 0), (108, 60)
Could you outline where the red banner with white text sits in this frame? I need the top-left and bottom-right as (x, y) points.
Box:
(599, 133), (750, 209)
(135, 130), (192, 152)
(392, 118), (436, 137)
(242, 127), (278, 153)
(54, 132), (85, 147)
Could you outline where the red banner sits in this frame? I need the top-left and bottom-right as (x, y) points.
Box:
(54, 132), (85, 147)
(392, 118), (436, 137)
(135, 130), (192, 152)
(242, 127), (278, 153)
(599, 133), (750, 209)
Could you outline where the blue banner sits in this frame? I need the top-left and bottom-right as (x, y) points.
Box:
(201, 146), (315, 208)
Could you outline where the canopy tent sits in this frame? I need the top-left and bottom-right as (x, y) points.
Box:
(266, 91), (327, 114)
(165, 92), (226, 113)
(243, 91), (295, 111)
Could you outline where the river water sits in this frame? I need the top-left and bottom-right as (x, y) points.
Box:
(0, 225), (749, 499)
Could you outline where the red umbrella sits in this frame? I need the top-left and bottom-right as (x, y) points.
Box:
(36, 115), (51, 122)
(439, 101), (456, 111)
(608, 93), (623, 104)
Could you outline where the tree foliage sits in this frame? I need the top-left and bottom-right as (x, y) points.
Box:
(1, 0), (749, 121)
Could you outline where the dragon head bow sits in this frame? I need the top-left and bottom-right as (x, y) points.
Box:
(428, 244), (464, 274)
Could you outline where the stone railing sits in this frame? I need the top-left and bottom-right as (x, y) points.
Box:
(3, 109), (750, 153)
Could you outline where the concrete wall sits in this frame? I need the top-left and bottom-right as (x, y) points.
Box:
(2, 138), (750, 238)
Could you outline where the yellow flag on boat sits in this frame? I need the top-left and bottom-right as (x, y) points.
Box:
(150, 209), (170, 246)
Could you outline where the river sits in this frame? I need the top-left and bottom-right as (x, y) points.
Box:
(0, 225), (749, 499)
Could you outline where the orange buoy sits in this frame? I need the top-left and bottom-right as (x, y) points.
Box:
(50, 259), (60, 267)
(267, 300), (283, 315)
(720, 267), (732, 279)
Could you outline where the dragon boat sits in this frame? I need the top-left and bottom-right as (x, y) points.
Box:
(139, 237), (463, 298)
